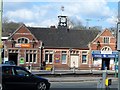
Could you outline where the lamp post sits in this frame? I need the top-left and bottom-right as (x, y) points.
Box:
(0, 0), (2, 64)
(117, 21), (120, 90)
(96, 41), (101, 50)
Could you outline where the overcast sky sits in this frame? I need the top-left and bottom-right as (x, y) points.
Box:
(2, 0), (120, 29)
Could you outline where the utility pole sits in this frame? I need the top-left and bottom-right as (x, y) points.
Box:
(0, 0), (2, 64)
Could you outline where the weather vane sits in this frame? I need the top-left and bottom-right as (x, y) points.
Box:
(61, 6), (64, 15)
(61, 6), (64, 11)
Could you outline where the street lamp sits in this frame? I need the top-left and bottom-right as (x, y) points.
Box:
(11, 38), (16, 48)
(96, 41), (101, 50)
(39, 42), (44, 70)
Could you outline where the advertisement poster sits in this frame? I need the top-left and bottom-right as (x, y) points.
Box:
(54, 52), (60, 63)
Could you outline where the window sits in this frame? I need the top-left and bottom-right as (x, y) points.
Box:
(61, 51), (67, 64)
(82, 55), (87, 63)
(26, 54), (29, 63)
(82, 51), (87, 64)
(49, 54), (53, 63)
(30, 54), (32, 62)
(45, 51), (53, 64)
(15, 67), (30, 76)
(45, 54), (48, 62)
(2, 67), (14, 75)
(18, 38), (29, 44)
(33, 54), (36, 62)
(25, 50), (37, 63)
(103, 37), (110, 44)
(62, 54), (67, 64)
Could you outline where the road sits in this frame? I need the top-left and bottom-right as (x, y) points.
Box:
(50, 81), (118, 90)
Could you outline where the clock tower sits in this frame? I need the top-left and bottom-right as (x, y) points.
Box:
(58, 15), (68, 29)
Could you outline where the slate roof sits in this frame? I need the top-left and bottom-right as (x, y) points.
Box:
(28, 27), (100, 49)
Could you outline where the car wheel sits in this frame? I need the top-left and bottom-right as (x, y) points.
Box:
(0, 83), (2, 90)
(37, 82), (47, 90)
(0, 84), (6, 90)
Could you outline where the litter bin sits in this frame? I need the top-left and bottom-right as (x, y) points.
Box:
(108, 79), (112, 86)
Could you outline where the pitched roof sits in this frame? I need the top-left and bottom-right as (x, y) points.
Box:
(28, 27), (100, 49)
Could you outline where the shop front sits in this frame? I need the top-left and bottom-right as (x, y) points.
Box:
(92, 50), (118, 70)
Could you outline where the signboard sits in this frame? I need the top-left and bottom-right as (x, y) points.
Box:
(15, 44), (30, 48)
(92, 54), (117, 58)
(19, 57), (24, 64)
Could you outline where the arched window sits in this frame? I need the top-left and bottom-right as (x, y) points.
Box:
(101, 46), (112, 54)
(101, 46), (112, 52)
(17, 38), (29, 44)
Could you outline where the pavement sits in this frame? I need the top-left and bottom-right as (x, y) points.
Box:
(31, 69), (118, 75)
(31, 69), (118, 82)
(44, 76), (118, 82)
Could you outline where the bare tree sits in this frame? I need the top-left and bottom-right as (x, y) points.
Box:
(2, 17), (23, 37)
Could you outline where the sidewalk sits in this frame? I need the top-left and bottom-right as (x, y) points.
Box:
(31, 69), (118, 75)
(43, 76), (118, 82)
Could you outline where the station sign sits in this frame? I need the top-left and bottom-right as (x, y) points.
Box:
(15, 44), (30, 48)
(92, 54), (117, 58)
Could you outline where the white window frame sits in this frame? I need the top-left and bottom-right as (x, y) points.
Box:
(82, 51), (88, 64)
(25, 50), (37, 63)
(61, 51), (67, 64)
(103, 37), (110, 44)
(45, 51), (53, 64)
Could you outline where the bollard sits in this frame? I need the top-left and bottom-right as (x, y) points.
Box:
(97, 78), (102, 89)
(73, 66), (75, 74)
(51, 65), (55, 74)
(30, 64), (32, 72)
(101, 67), (107, 89)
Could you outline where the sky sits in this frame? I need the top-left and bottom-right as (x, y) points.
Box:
(2, 0), (120, 29)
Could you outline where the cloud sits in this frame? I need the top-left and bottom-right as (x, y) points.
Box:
(106, 16), (118, 25)
(6, 9), (34, 20)
(3, 0), (117, 28)
(3, 0), (120, 2)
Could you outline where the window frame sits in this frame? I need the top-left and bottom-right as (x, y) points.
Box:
(45, 50), (53, 64)
(103, 37), (110, 44)
(82, 51), (87, 64)
(25, 50), (37, 63)
(61, 51), (67, 64)
(17, 37), (29, 44)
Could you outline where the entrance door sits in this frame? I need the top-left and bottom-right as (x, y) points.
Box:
(70, 55), (79, 68)
(9, 53), (18, 65)
(101, 58), (110, 70)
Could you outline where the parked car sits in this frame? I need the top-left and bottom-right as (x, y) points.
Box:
(0, 64), (50, 90)
(4, 61), (15, 65)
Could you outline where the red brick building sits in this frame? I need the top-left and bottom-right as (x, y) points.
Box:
(90, 29), (117, 70)
(2, 16), (117, 70)
(2, 24), (99, 70)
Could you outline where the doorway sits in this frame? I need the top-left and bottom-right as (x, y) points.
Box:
(101, 58), (110, 70)
(70, 55), (79, 68)
(9, 53), (18, 65)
